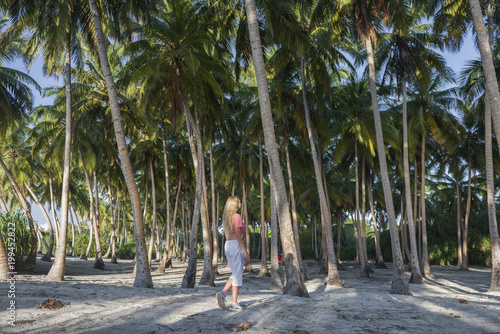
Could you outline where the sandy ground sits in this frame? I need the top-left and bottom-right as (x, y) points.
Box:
(0, 254), (499, 334)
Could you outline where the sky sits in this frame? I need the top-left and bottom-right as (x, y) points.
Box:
(3, 28), (482, 231)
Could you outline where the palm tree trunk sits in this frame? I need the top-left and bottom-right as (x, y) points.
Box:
(87, 0), (152, 288)
(420, 134), (430, 276)
(147, 156), (158, 267)
(368, 174), (386, 269)
(301, 58), (342, 286)
(456, 181), (463, 267)
(0, 229), (11, 280)
(285, 141), (307, 280)
(243, 181), (253, 273)
(485, 1), (500, 291)
(92, 170), (104, 270)
(158, 179), (181, 272)
(48, 177), (60, 242)
(354, 140), (368, 277)
(414, 158), (420, 260)
(270, 179), (283, 290)
(244, 0), (308, 296)
(460, 162), (472, 271)
(25, 183), (54, 262)
(469, 0), (500, 153)
(108, 187), (117, 263)
(361, 154), (371, 272)
(210, 140), (219, 274)
(259, 142), (269, 276)
(365, 36), (411, 294)
(402, 74), (423, 284)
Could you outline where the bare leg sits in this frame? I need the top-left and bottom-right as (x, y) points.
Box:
(231, 286), (239, 304)
(223, 278), (233, 294)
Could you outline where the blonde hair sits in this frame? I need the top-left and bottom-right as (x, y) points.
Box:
(222, 196), (240, 236)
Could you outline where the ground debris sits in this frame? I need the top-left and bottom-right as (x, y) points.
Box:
(232, 321), (251, 332)
(458, 299), (467, 304)
(41, 299), (63, 309)
(293, 331), (310, 334)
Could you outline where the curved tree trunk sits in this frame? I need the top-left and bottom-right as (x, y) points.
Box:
(301, 58), (342, 286)
(365, 36), (411, 295)
(210, 140), (219, 274)
(402, 74), (423, 284)
(0, 195), (7, 212)
(158, 179), (181, 273)
(162, 125), (172, 264)
(107, 174), (117, 264)
(244, 0), (308, 297)
(368, 174), (386, 269)
(243, 181), (253, 273)
(92, 170), (104, 270)
(147, 156), (158, 267)
(87, 0), (152, 288)
(360, 154), (372, 272)
(456, 182), (463, 267)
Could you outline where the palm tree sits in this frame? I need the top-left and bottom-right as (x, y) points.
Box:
(342, 0), (411, 295)
(86, 0), (154, 288)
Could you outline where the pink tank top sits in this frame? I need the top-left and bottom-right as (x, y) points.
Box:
(232, 213), (245, 234)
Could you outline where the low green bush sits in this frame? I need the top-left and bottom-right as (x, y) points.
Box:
(0, 212), (34, 271)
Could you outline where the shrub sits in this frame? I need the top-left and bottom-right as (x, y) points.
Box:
(0, 212), (34, 271)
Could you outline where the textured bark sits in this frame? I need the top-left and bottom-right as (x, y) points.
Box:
(270, 180), (283, 291)
(87, 0), (152, 288)
(402, 74), (423, 284)
(245, 0), (308, 297)
(365, 37), (411, 294)
(0, 229), (11, 280)
(48, 178), (59, 243)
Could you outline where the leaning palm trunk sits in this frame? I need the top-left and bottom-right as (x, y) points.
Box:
(47, 44), (73, 279)
(365, 36), (411, 295)
(88, 0), (152, 288)
(92, 171), (104, 270)
(368, 175), (386, 269)
(48, 178), (60, 242)
(456, 182), (463, 267)
(158, 179), (181, 273)
(0, 196), (7, 212)
(301, 59), (342, 286)
(243, 181), (253, 273)
(460, 163), (472, 271)
(270, 180), (283, 290)
(469, 0), (500, 153)
(244, 0), (308, 297)
(285, 141), (307, 280)
(402, 75), (423, 284)
(162, 125), (171, 263)
(107, 175), (117, 264)
(420, 135), (430, 276)
(0, 156), (37, 264)
(26, 184), (55, 262)
(485, 3), (500, 291)
(258, 140), (270, 276)
(361, 155), (371, 272)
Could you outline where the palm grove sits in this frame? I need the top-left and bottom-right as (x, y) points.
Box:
(0, 0), (499, 296)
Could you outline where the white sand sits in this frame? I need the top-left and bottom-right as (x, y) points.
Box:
(1, 255), (499, 333)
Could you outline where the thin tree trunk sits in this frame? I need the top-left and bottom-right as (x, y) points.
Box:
(402, 74), (423, 284)
(354, 140), (368, 277)
(92, 170), (104, 270)
(285, 141), (307, 280)
(460, 162), (472, 271)
(161, 125), (171, 263)
(270, 179), (283, 291)
(245, 0), (308, 296)
(259, 139), (270, 276)
(46, 41), (72, 279)
(147, 156), (158, 267)
(420, 134), (430, 276)
(365, 36), (411, 294)
(485, 1), (500, 291)
(414, 158), (420, 261)
(48, 177), (60, 242)
(0, 195), (8, 212)
(361, 154), (371, 272)
(108, 174), (117, 264)
(210, 140), (219, 274)
(26, 184), (54, 262)
(457, 181), (463, 267)
(87, 0), (152, 288)
(301, 58), (342, 286)
(243, 181), (253, 272)
(368, 174), (386, 269)
(158, 179), (181, 272)
(336, 212), (341, 264)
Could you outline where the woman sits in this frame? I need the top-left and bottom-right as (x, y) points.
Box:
(216, 196), (250, 311)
